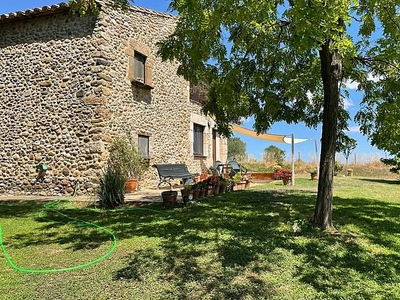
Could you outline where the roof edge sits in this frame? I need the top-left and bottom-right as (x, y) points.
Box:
(0, 1), (175, 24)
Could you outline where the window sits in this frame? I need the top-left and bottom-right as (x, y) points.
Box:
(138, 135), (149, 159)
(193, 123), (204, 156)
(134, 52), (146, 83)
(126, 41), (153, 90)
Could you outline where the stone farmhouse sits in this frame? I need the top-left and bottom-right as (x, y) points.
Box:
(0, 1), (227, 195)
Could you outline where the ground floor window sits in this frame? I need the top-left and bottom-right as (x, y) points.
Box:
(138, 135), (149, 159)
(193, 123), (204, 156)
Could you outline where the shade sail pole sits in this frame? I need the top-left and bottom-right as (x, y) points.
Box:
(314, 139), (319, 176)
(291, 134), (295, 186)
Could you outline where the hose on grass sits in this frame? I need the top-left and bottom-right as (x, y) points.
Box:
(0, 191), (170, 274)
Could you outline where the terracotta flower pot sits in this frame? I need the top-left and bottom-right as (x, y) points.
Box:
(192, 189), (200, 200)
(199, 189), (205, 198)
(125, 178), (138, 193)
(162, 190), (178, 206)
(219, 183), (227, 194)
(213, 183), (221, 195)
(180, 189), (193, 204)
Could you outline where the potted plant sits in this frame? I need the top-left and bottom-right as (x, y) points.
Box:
(108, 135), (148, 193)
(205, 175), (219, 196)
(161, 190), (178, 206)
(273, 165), (282, 179)
(310, 169), (317, 180)
(232, 173), (244, 190)
(275, 168), (292, 185)
(196, 180), (207, 198)
(181, 181), (193, 204)
(218, 176), (228, 194)
(191, 181), (202, 199)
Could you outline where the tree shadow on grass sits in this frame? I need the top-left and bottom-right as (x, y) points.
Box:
(110, 190), (400, 298)
(358, 178), (400, 185)
(3, 189), (400, 298)
(0, 200), (45, 219)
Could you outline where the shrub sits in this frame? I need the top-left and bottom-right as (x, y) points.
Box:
(275, 168), (292, 179)
(97, 166), (126, 209)
(108, 136), (148, 179)
(334, 161), (344, 175)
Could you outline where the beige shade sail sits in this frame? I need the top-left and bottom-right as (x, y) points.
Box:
(230, 124), (308, 144)
(230, 124), (286, 143)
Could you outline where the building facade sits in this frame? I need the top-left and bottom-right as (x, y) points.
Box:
(0, 2), (227, 195)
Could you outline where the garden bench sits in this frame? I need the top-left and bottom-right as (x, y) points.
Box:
(152, 164), (199, 189)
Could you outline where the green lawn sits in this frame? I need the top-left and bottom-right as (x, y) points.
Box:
(1, 176), (400, 299)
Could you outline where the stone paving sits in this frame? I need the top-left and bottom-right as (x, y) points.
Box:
(0, 188), (173, 204)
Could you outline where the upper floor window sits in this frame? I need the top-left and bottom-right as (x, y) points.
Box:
(190, 82), (209, 103)
(134, 52), (146, 83)
(193, 123), (204, 156)
(126, 40), (153, 90)
(138, 135), (150, 160)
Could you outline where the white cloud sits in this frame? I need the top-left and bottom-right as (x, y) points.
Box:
(344, 73), (383, 90)
(343, 79), (359, 90)
(240, 117), (253, 125)
(343, 97), (354, 110)
(347, 126), (360, 133)
(367, 73), (382, 82)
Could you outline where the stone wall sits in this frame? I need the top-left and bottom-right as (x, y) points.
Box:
(0, 3), (227, 196)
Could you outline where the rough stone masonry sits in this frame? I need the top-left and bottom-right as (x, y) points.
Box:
(0, 3), (227, 196)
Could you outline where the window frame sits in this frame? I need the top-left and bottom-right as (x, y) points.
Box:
(138, 134), (150, 160)
(134, 52), (146, 83)
(193, 123), (205, 156)
(126, 40), (154, 90)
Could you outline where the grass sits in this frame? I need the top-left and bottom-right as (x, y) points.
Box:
(1, 176), (400, 299)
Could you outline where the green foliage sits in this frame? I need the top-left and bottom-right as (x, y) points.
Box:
(108, 136), (147, 179)
(336, 134), (357, 162)
(157, 0), (400, 229)
(157, 0), (360, 135)
(68, 0), (131, 15)
(97, 166), (126, 209)
(227, 137), (247, 161)
(231, 172), (242, 183)
(356, 97), (400, 159)
(263, 145), (285, 165)
(335, 161), (344, 173)
(381, 157), (400, 174)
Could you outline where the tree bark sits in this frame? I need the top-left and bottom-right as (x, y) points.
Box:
(313, 41), (342, 230)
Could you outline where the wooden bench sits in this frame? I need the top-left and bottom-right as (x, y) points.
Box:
(152, 164), (199, 189)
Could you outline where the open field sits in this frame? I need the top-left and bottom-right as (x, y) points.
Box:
(1, 176), (400, 299)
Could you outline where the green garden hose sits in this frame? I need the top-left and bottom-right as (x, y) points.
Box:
(0, 193), (170, 274)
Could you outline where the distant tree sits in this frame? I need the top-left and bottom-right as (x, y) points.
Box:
(336, 135), (357, 169)
(228, 138), (246, 161)
(263, 145), (285, 166)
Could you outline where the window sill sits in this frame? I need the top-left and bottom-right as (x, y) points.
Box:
(131, 79), (154, 90)
(194, 155), (207, 159)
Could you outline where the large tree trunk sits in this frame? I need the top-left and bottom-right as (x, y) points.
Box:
(313, 42), (342, 230)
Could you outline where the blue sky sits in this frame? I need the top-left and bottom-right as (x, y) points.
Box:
(0, 0), (386, 163)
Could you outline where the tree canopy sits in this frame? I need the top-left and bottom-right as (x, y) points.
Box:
(263, 145), (285, 166)
(336, 135), (357, 167)
(158, 0), (400, 229)
(227, 137), (247, 161)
